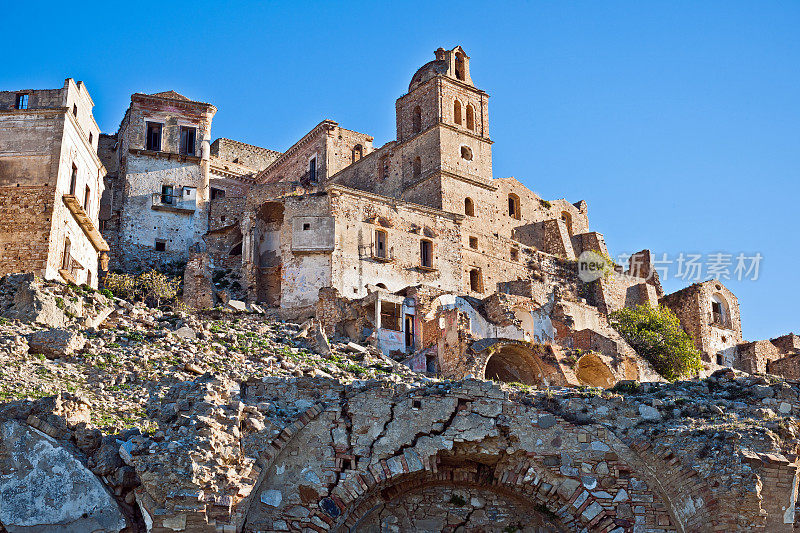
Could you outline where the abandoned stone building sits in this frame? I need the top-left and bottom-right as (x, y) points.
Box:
(0, 47), (797, 387)
(0, 79), (108, 287)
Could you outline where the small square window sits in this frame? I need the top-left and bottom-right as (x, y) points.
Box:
(15, 94), (28, 110)
(161, 185), (174, 205)
(303, 223), (311, 230)
(155, 240), (166, 252)
(469, 236), (478, 249)
(510, 248), (519, 261)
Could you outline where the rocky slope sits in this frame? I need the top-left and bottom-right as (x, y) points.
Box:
(0, 275), (798, 532)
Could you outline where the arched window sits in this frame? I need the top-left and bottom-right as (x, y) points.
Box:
(460, 146), (473, 160)
(560, 211), (573, 236)
(466, 104), (475, 130)
(352, 144), (363, 163)
(508, 193), (520, 220)
(453, 100), (462, 125)
(711, 294), (731, 328)
(469, 268), (483, 292)
(412, 106), (422, 134)
(464, 197), (474, 216)
(412, 157), (421, 180)
(455, 52), (466, 81)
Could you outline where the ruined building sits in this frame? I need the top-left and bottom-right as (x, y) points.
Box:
(0, 79), (108, 287)
(0, 47), (796, 386)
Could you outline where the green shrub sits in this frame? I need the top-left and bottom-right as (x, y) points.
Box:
(103, 272), (138, 300)
(102, 270), (180, 307)
(609, 304), (702, 381)
(100, 288), (114, 298)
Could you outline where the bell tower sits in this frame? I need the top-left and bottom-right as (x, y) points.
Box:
(395, 46), (494, 211)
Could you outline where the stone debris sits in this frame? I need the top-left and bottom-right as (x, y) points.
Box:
(0, 274), (798, 531)
(26, 328), (86, 360)
(0, 419), (126, 533)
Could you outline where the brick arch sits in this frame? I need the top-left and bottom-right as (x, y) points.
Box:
(324, 446), (602, 532)
(237, 382), (706, 532)
(471, 340), (568, 387)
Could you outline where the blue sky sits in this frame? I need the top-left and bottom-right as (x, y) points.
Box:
(2, 1), (798, 340)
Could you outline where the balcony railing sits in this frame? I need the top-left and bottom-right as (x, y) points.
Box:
(151, 193), (195, 213)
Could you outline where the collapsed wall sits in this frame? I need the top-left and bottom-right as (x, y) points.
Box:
(2, 372), (799, 533)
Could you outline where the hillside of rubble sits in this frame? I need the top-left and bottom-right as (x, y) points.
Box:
(0, 274), (799, 532)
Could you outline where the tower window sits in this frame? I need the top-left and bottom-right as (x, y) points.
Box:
(15, 94), (28, 110)
(374, 229), (388, 259)
(179, 126), (196, 155)
(155, 240), (166, 252)
(420, 239), (433, 268)
(460, 146), (473, 160)
(455, 52), (466, 81)
(352, 144), (363, 163)
(146, 122), (162, 151)
(469, 236), (478, 249)
(466, 104), (475, 130)
(454, 100), (462, 125)
(412, 106), (422, 134)
(412, 157), (421, 180)
(464, 197), (474, 216)
(469, 268), (483, 292)
(508, 194), (520, 220)
(72, 104), (78, 117)
(88, 132), (93, 144)
(83, 185), (91, 212)
(510, 248), (519, 261)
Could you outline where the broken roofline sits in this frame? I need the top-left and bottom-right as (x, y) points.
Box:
(130, 92), (217, 113)
(325, 184), (465, 222)
(255, 120), (375, 183)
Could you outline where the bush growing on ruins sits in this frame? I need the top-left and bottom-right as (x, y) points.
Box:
(103, 270), (181, 307)
(610, 304), (702, 381)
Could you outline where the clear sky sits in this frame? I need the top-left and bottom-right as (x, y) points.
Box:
(2, 1), (798, 340)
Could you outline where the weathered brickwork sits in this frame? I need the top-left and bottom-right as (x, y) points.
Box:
(0, 79), (107, 287)
(110, 374), (800, 533)
(660, 281), (743, 362)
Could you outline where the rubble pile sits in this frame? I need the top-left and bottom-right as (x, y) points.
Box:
(0, 275), (797, 533)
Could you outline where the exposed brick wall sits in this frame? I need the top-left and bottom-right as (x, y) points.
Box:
(210, 138), (281, 171)
(0, 186), (54, 277)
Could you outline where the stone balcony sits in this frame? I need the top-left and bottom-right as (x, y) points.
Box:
(61, 194), (110, 252)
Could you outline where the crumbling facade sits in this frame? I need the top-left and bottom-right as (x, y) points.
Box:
(0, 79), (108, 287)
(0, 47), (796, 386)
